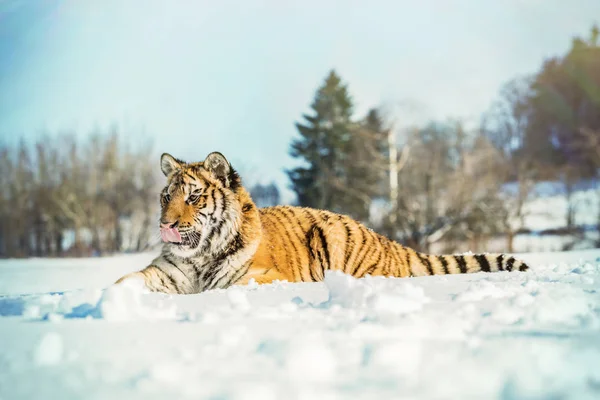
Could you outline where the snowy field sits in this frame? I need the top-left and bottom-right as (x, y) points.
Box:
(1, 250), (600, 400)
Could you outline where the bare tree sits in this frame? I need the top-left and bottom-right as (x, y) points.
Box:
(482, 77), (537, 252)
(0, 130), (159, 258)
(380, 121), (506, 253)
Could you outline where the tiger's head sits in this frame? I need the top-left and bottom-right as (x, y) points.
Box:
(158, 151), (245, 258)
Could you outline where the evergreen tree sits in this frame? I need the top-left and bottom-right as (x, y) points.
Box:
(287, 70), (354, 212)
(345, 109), (388, 221)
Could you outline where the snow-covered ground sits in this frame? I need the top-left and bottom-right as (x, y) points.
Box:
(1, 250), (600, 400)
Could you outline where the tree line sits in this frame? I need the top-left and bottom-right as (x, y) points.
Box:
(0, 131), (159, 257)
(0, 130), (282, 258)
(288, 25), (600, 253)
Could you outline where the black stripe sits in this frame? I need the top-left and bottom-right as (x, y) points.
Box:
(347, 223), (364, 274)
(210, 190), (227, 246)
(302, 209), (322, 275)
(315, 226), (330, 272)
(353, 245), (375, 277)
(283, 211), (320, 282)
(416, 253), (434, 275)
(276, 209), (306, 281)
(388, 241), (410, 276)
(206, 189), (227, 244)
(164, 272), (181, 294)
(351, 227), (371, 276)
(392, 245), (402, 276)
(179, 254), (202, 276)
(313, 246), (324, 272)
(200, 189), (221, 253)
(157, 272), (168, 289)
(363, 263), (379, 277)
(156, 269), (180, 294)
(227, 167), (241, 191)
(437, 256), (449, 274)
(173, 172), (184, 187)
(382, 242), (392, 276)
(475, 254), (491, 272)
(307, 228), (325, 274)
(205, 261), (232, 290)
(205, 233), (248, 290)
(209, 268), (236, 290)
(496, 254), (505, 271)
(359, 250), (383, 278)
(308, 260), (319, 282)
(506, 257), (516, 272)
(405, 249), (412, 276)
(268, 249), (279, 270)
(213, 232), (246, 264)
(218, 188), (228, 216)
(163, 255), (187, 279)
(186, 172), (196, 180)
(210, 187), (217, 209)
(454, 255), (468, 273)
(279, 207), (307, 245)
(212, 222), (224, 246)
(202, 264), (221, 290)
(342, 221), (354, 267)
(225, 264), (250, 287)
(302, 209), (318, 226)
(519, 262), (529, 272)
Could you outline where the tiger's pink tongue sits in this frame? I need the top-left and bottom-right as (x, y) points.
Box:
(160, 228), (182, 243)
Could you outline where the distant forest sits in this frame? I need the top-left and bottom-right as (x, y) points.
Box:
(287, 25), (600, 253)
(0, 133), (280, 258)
(1, 25), (599, 258)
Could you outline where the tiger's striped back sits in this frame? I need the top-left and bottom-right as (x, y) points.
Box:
(240, 206), (528, 284)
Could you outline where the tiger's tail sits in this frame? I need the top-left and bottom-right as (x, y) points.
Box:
(406, 251), (529, 276)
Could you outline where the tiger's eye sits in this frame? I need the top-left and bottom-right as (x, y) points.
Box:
(188, 193), (200, 204)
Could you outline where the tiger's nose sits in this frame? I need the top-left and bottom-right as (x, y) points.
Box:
(160, 221), (179, 229)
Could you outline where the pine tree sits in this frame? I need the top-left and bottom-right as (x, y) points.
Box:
(344, 109), (388, 222)
(287, 70), (354, 212)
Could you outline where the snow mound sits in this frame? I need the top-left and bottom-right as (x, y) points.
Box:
(3, 276), (180, 322)
(455, 280), (514, 302)
(226, 286), (251, 312)
(324, 270), (430, 317)
(97, 276), (178, 321)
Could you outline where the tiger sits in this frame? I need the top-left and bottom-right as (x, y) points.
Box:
(115, 152), (529, 294)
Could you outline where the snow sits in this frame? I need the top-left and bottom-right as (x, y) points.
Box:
(34, 332), (64, 366)
(1, 250), (600, 399)
(519, 185), (599, 232)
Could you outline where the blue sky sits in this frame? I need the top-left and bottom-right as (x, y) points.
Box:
(0, 0), (598, 201)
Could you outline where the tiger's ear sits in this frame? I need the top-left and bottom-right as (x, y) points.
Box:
(160, 153), (182, 177)
(204, 152), (232, 187)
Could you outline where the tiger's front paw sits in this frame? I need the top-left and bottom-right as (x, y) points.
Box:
(115, 271), (147, 287)
(115, 266), (183, 294)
